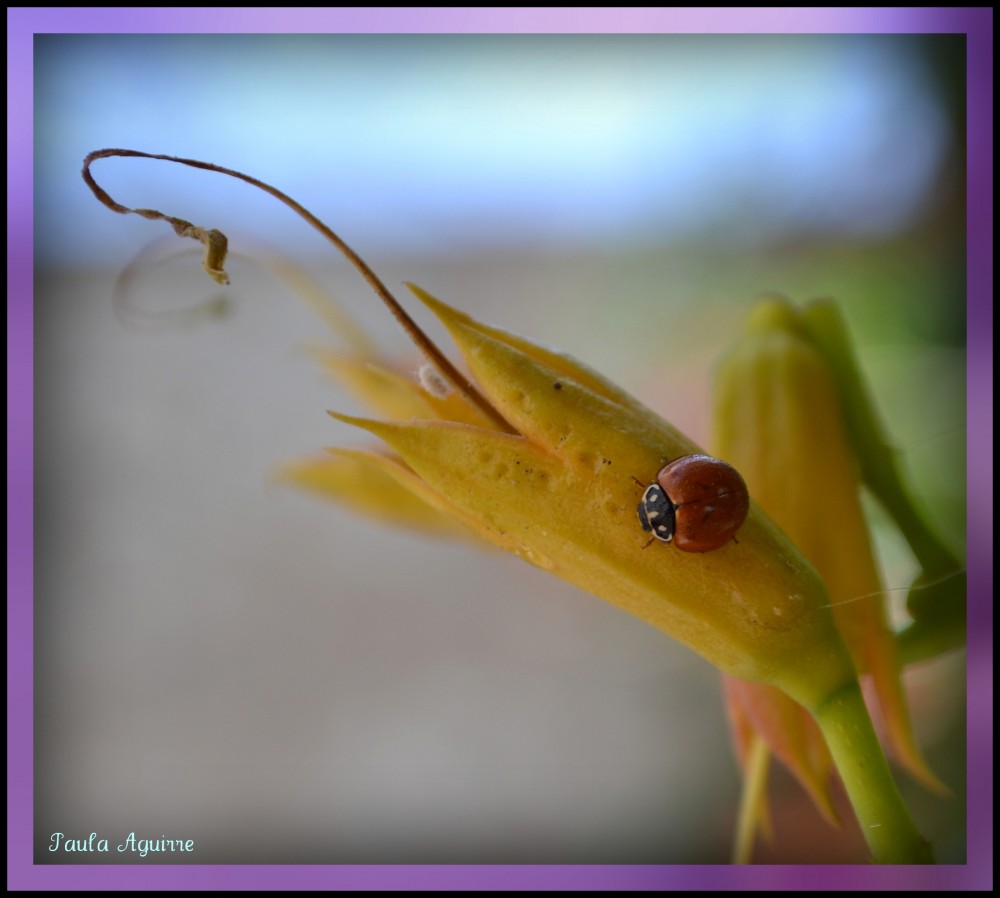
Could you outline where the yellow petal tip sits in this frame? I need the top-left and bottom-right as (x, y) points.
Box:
(325, 409), (392, 439)
(405, 281), (476, 332)
(327, 409), (368, 425)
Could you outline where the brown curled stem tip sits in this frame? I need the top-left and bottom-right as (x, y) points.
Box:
(82, 150), (231, 285)
(82, 148), (514, 433)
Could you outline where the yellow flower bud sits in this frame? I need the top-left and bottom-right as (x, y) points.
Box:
(328, 286), (857, 714)
(715, 296), (944, 784)
(714, 296), (944, 861)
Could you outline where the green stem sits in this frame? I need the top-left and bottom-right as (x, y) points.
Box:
(812, 683), (933, 864)
(801, 301), (960, 574)
(801, 300), (965, 661)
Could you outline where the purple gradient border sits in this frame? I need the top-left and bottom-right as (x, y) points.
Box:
(7, 7), (992, 891)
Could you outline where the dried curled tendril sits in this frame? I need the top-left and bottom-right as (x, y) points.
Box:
(81, 148), (512, 434)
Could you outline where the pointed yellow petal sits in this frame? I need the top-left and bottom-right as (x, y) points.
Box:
(724, 680), (776, 850)
(409, 282), (663, 417)
(410, 284), (701, 468)
(731, 732), (774, 863)
(277, 449), (475, 541)
(308, 346), (494, 427)
(309, 348), (437, 420)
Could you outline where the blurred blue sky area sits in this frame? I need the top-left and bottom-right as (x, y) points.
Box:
(36, 34), (953, 265)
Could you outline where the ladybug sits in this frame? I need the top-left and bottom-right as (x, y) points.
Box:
(636, 454), (749, 553)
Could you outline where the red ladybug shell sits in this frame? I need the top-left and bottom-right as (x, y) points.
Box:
(656, 455), (749, 553)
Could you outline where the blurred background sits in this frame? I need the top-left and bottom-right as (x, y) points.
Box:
(35, 34), (965, 864)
